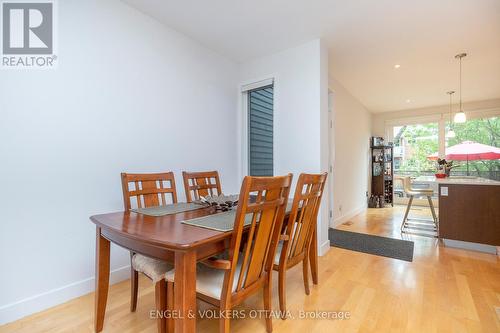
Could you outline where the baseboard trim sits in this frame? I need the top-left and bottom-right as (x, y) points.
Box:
(331, 206), (366, 227)
(319, 240), (330, 256)
(442, 239), (497, 254)
(0, 265), (131, 325)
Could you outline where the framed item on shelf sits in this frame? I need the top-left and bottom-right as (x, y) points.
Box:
(371, 136), (385, 147)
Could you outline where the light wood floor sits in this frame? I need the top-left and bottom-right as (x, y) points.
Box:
(2, 206), (499, 332)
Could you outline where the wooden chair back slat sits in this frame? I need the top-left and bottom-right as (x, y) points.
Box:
(140, 180), (160, 207)
(121, 172), (178, 210)
(222, 174), (292, 305)
(158, 180), (167, 206)
(282, 173), (327, 263)
(236, 209), (259, 291)
(182, 171), (222, 202)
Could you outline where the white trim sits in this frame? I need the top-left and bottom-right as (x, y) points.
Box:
(460, 106), (500, 120)
(240, 91), (249, 177)
(385, 114), (443, 128)
(384, 107), (500, 128)
(0, 265), (130, 325)
(318, 240), (330, 256)
(241, 78), (274, 92)
(438, 117), (446, 159)
(332, 206), (366, 227)
(327, 91), (335, 226)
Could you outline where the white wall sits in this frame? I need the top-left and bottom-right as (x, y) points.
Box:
(238, 39), (331, 256)
(0, 0), (239, 324)
(318, 40), (330, 249)
(329, 77), (372, 226)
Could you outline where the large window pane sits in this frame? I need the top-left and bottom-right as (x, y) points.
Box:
(393, 123), (439, 177)
(445, 116), (500, 180)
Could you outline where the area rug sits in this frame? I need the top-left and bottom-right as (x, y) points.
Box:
(329, 228), (414, 262)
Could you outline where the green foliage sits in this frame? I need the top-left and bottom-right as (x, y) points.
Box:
(394, 117), (499, 178)
(447, 117), (500, 173)
(395, 123), (439, 174)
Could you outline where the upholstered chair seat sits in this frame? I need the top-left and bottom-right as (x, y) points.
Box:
(132, 254), (173, 283)
(164, 261), (242, 300)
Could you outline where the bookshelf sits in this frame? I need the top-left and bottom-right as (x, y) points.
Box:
(371, 143), (394, 207)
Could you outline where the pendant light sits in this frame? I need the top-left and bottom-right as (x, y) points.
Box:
(453, 53), (467, 123)
(446, 91), (456, 138)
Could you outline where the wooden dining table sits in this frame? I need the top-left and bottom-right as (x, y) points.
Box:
(90, 205), (319, 333)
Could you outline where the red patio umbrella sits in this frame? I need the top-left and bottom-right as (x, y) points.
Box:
(427, 141), (500, 175)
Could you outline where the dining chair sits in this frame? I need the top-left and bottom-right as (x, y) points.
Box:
(121, 171), (178, 333)
(273, 172), (327, 318)
(165, 174), (293, 333)
(182, 170), (222, 202)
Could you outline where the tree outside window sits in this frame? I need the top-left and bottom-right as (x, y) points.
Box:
(393, 123), (438, 176)
(446, 117), (500, 180)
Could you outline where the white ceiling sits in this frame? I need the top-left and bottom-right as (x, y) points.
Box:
(123, 0), (500, 113)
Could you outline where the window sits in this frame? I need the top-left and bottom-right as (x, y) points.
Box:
(445, 116), (500, 180)
(386, 112), (500, 204)
(247, 85), (274, 176)
(392, 122), (439, 177)
(391, 122), (440, 202)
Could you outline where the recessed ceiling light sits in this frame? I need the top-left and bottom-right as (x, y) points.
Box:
(394, 64), (401, 69)
(405, 99), (411, 103)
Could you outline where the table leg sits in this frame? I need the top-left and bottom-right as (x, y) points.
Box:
(309, 229), (318, 285)
(94, 227), (110, 332)
(174, 250), (197, 333)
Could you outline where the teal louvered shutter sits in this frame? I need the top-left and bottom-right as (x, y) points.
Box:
(248, 85), (274, 176)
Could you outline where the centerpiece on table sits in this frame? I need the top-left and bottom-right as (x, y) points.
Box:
(435, 158), (458, 178)
(195, 194), (239, 212)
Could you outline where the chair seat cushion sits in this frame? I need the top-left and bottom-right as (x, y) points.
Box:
(132, 254), (173, 283)
(165, 261), (242, 300)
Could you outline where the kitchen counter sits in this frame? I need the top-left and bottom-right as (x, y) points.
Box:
(433, 179), (500, 253)
(415, 176), (500, 186)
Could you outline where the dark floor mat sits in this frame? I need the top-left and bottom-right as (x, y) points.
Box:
(329, 228), (414, 262)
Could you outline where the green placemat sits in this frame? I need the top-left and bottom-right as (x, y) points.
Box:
(181, 211), (255, 232)
(131, 203), (204, 217)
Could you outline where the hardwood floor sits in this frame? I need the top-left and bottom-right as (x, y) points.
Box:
(2, 206), (499, 332)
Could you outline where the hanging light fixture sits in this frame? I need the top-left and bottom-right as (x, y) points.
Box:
(454, 53), (467, 123)
(446, 91), (456, 138)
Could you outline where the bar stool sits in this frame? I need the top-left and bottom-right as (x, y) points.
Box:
(399, 177), (438, 237)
